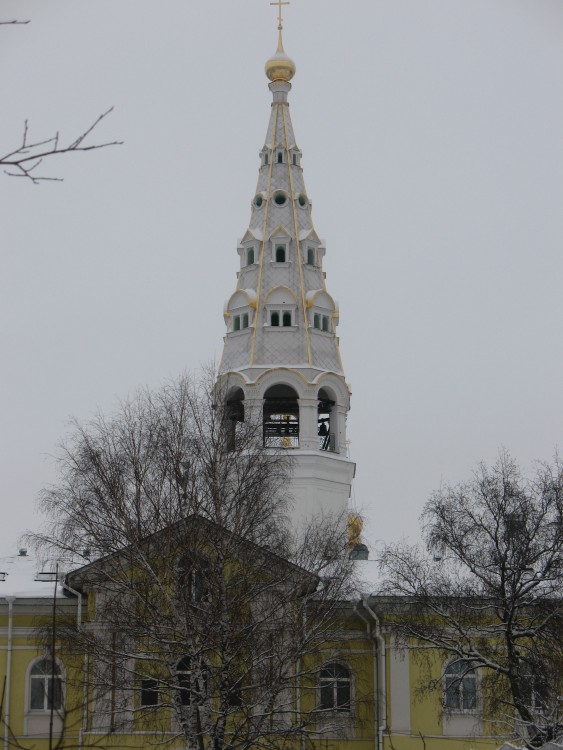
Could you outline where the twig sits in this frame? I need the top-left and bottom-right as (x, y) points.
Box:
(1, 108), (123, 184)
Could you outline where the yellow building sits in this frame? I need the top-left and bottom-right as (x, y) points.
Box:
(0, 547), (508, 750)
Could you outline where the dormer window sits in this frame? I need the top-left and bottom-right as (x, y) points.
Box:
(264, 153), (269, 166)
(275, 245), (286, 263)
(232, 313), (250, 331)
(313, 314), (330, 331)
(246, 248), (255, 266)
(292, 153), (297, 166)
(307, 247), (316, 266)
(270, 310), (291, 327)
(277, 151), (283, 164)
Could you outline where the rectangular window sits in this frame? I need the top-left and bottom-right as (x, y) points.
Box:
(292, 153), (297, 165)
(322, 316), (330, 332)
(141, 678), (159, 707)
(242, 313), (249, 329)
(277, 152), (283, 164)
(246, 248), (255, 265)
(282, 311), (292, 327)
(264, 154), (268, 165)
(30, 679), (46, 710)
(233, 316), (241, 331)
(314, 313), (321, 329)
(307, 247), (315, 265)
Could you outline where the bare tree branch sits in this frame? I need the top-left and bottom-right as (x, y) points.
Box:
(1, 108), (122, 184)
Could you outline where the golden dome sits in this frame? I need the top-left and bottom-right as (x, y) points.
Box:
(348, 513), (364, 548)
(265, 32), (296, 82)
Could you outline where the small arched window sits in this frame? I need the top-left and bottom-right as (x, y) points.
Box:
(264, 153), (268, 166)
(277, 151), (283, 164)
(444, 660), (477, 710)
(275, 245), (286, 263)
(246, 248), (255, 266)
(271, 311), (280, 327)
(319, 663), (351, 711)
(282, 311), (292, 327)
(307, 248), (316, 266)
(292, 153), (297, 166)
(29, 658), (63, 711)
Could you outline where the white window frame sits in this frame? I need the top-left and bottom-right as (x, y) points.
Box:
(27, 657), (64, 713)
(230, 309), (252, 334)
(318, 661), (352, 713)
(443, 659), (478, 713)
(268, 309), (293, 328)
(311, 309), (332, 334)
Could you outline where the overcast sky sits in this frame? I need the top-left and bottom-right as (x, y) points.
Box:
(1, 0), (562, 554)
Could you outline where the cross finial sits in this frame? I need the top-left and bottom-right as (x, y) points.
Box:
(270, 0), (290, 32)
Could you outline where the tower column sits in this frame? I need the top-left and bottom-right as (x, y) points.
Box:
(298, 396), (319, 451)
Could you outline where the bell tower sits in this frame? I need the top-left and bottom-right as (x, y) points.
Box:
(219, 12), (355, 528)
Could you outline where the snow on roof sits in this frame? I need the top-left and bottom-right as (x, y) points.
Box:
(0, 551), (74, 599)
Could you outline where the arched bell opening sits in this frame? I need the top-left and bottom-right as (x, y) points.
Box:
(263, 384), (299, 448)
(225, 387), (245, 451)
(318, 387), (336, 452)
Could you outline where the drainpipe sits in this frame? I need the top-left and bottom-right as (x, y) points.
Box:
(62, 581), (86, 749)
(353, 600), (379, 750)
(61, 581), (82, 629)
(4, 597), (16, 750)
(362, 597), (387, 750)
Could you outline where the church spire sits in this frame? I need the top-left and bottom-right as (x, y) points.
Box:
(218, 15), (355, 526)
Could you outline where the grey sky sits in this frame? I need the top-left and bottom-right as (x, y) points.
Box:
(1, 0), (562, 553)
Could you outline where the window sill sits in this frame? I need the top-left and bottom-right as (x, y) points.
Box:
(264, 325), (297, 332)
(270, 261), (291, 268)
(227, 328), (251, 337)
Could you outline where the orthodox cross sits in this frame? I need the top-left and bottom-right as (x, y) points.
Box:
(270, 0), (290, 31)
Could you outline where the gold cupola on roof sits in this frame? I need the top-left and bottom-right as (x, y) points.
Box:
(265, 31), (296, 82)
(265, 0), (296, 83)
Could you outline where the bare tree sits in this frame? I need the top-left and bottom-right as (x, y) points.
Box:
(379, 451), (563, 748)
(34, 373), (358, 750)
